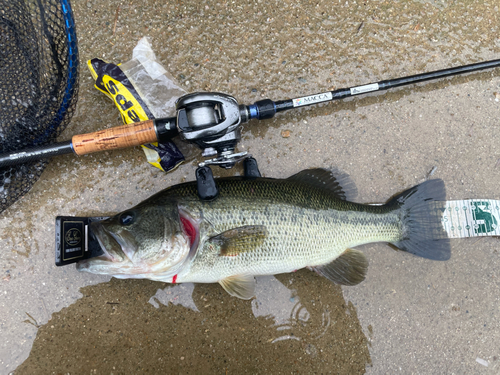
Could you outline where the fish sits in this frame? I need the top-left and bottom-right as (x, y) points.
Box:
(77, 168), (450, 299)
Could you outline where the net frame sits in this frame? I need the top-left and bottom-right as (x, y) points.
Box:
(0, 0), (78, 212)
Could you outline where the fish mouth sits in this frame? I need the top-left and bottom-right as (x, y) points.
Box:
(91, 221), (126, 261)
(76, 221), (128, 271)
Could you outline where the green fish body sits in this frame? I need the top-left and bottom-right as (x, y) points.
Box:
(77, 169), (450, 299)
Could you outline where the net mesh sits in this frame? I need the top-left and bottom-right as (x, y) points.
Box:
(0, 0), (78, 213)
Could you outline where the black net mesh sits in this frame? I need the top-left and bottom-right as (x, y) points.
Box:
(0, 0), (78, 213)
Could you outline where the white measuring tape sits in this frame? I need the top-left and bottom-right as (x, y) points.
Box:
(441, 200), (500, 239)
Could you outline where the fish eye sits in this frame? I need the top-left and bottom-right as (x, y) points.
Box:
(119, 211), (135, 226)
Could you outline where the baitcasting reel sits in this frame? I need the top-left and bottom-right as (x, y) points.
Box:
(174, 92), (261, 200)
(176, 92), (248, 169)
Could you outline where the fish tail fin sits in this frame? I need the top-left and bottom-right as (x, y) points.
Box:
(387, 179), (450, 261)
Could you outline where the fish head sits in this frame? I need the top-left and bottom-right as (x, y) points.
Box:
(77, 203), (193, 278)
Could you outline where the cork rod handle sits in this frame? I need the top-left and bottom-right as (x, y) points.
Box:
(72, 120), (158, 156)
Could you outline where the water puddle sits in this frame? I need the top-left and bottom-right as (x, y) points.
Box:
(15, 271), (371, 373)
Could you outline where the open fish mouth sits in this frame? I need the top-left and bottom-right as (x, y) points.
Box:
(76, 222), (127, 272)
(91, 221), (127, 261)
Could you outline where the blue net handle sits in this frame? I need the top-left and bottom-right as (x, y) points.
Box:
(34, 0), (79, 145)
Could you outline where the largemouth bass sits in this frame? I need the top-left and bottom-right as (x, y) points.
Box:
(77, 169), (450, 299)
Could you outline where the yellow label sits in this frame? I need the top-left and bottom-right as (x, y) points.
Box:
(101, 76), (149, 124)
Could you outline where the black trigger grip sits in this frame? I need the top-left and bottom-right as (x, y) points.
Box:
(196, 166), (219, 201)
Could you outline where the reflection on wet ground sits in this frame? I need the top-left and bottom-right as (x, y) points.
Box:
(16, 271), (370, 373)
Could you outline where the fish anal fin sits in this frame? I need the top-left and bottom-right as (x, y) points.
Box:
(219, 275), (256, 300)
(312, 248), (368, 286)
(210, 225), (268, 256)
(287, 168), (357, 201)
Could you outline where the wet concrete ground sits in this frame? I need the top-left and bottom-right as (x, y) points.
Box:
(2, 0), (500, 373)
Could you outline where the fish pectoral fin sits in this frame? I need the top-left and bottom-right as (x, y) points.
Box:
(219, 275), (256, 300)
(312, 248), (368, 286)
(209, 225), (268, 256)
(286, 168), (357, 201)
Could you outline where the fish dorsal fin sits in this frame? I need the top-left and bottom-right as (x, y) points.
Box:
(287, 168), (357, 201)
(219, 275), (256, 300)
(210, 225), (268, 256)
(312, 248), (368, 286)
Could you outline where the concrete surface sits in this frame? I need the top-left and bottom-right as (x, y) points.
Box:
(1, 0), (500, 373)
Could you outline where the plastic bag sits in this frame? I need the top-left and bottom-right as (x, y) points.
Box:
(87, 37), (186, 171)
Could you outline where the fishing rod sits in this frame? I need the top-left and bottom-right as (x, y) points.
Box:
(2, 58), (500, 187)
